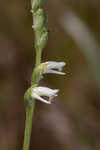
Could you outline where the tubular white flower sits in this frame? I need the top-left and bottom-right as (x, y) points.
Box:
(42, 61), (66, 75)
(32, 87), (59, 104)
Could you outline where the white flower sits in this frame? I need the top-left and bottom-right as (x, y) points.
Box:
(42, 61), (66, 75)
(32, 87), (59, 104)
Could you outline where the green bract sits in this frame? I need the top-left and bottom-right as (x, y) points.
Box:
(24, 85), (37, 108)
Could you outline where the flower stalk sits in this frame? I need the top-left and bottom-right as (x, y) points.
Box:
(23, 0), (66, 150)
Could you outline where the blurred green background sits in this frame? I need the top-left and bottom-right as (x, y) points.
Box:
(0, 0), (100, 150)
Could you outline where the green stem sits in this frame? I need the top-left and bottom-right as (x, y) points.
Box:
(23, 49), (42, 150)
(23, 101), (35, 150)
(36, 48), (42, 67)
(23, 57), (41, 150)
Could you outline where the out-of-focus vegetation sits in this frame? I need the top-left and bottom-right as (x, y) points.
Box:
(0, 0), (100, 150)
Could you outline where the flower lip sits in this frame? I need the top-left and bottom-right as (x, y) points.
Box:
(43, 61), (66, 75)
(32, 86), (59, 104)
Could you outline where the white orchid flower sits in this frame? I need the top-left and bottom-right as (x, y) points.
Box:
(32, 86), (59, 104)
(39, 61), (66, 75)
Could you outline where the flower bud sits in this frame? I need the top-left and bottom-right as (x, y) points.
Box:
(31, 0), (45, 12)
(36, 27), (49, 50)
(33, 9), (46, 31)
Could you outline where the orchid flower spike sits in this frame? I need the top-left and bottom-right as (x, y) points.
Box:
(32, 86), (59, 104)
(41, 61), (66, 75)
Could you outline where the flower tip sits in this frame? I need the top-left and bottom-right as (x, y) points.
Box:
(58, 62), (66, 70)
(54, 89), (59, 93)
(58, 71), (66, 75)
(53, 89), (59, 96)
(60, 62), (66, 67)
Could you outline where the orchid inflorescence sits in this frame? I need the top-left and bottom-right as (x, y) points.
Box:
(23, 0), (66, 150)
(24, 0), (66, 106)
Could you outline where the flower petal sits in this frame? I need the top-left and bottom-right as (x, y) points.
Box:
(34, 93), (51, 104)
(46, 69), (65, 75)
